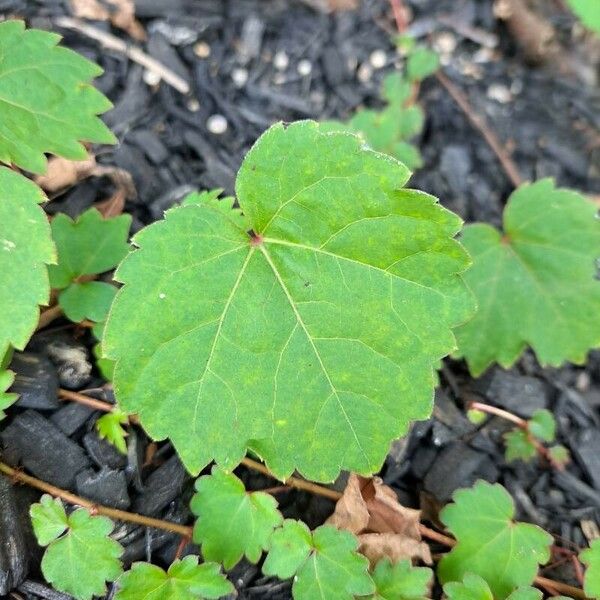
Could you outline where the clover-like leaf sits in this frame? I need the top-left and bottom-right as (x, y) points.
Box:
(368, 559), (432, 600)
(527, 409), (555, 442)
(104, 120), (473, 482)
(0, 20), (115, 174)
(191, 468), (282, 569)
(263, 520), (374, 600)
(59, 281), (117, 323)
(438, 481), (552, 599)
(96, 409), (128, 454)
(581, 539), (600, 599)
(566, 0), (600, 34)
(0, 370), (18, 421)
(454, 179), (600, 376)
(30, 495), (123, 600)
(504, 429), (537, 463)
(406, 48), (439, 82)
(114, 557), (233, 600)
(0, 167), (55, 359)
(444, 574), (542, 600)
(49, 208), (131, 289)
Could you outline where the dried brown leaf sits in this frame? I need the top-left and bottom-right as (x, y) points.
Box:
(298, 0), (358, 13)
(70, 0), (145, 40)
(358, 533), (432, 566)
(35, 156), (97, 193)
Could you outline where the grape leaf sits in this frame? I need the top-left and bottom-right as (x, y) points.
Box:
(566, 0), (600, 34)
(0, 20), (115, 174)
(581, 539), (600, 599)
(444, 574), (542, 600)
(454, 179), (600, 376)
(191, 468), (282, 569)
(30, 495), (123, 600)
(263, 519), (375, 600)
(438, 481), (552, 599)
(0, 168), (55, 359)
(94, 342), (115, 380)
(59, 281), (117, 323)
(406, 48), (439, 82)
(181, 188), (250, 232)
(114, 557), (233, 600)
(0, 370), (18, 420)
(367, 559), (432, 600)
(504, 429), (537, 463)
(104, 120), (473, 482)
(96, 410), (128, 454)
(49, 208), (131, 289)
(527, 409), (555, 442)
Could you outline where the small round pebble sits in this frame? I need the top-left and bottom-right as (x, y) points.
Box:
(357, 62), (372, 83)
(231, 67), (249, 88)
(297, 59), (312, 76)
(273, 50), (289, 71)
(193, 41), (211, 58)
(369, 49), (387, 69)
(187, 99), (200, 112)
(143, 69), (161, 87)
(207, 114), (228, 135)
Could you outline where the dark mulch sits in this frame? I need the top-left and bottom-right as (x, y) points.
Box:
(1, 0), (599, 598)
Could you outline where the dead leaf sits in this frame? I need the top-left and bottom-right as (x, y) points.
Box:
(35, 156), (97, 193)
(70, 0), (145, 40)
(326, 474), (432, 566)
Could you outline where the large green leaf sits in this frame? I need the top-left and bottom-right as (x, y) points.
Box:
(566, 0), (600, 34)
(0, 20), (115, 174)
(0, 370), (18, 420)
(368, 559), (432, 600)
(0, 167), (55, 359)
(581, 539), (600, 598)
(444, 574), (542, 600)
(454, 179), (600, 375)
(263, 519), (374, 600)
(30, 495), (123, 600)
(438, 481), (552, 599)
(104, 121), (473, 481)
(114, 557), (233, 600)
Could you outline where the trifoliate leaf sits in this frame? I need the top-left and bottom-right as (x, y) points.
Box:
(104, 120), (474, 481)
(114, 557), (234, 600)
(566, 0), (600, 34)
(454, 179), (600, 376)
(581, 539), (600, 598)
(263, 520), (374, 600)
(444, 574), (542, 600)
(59, 281), (117, 323)
(96, 410), (128, 454)
(527, 409), (555, 442)
(30, 496), (123, 600)
(368, 559), (432, 600)
(182, 189), (250, 232)
(504, 429), (537, 463)
(0, 20), (115, 174)
(49, 208), (131, 289)
(0, 370), (18, 420)
(438, 481), (552, 599)
(406, 48), (440, 82)
(547, 444), (570, 468)
(191, 468), (282, 569)
(0, 168), (55, 359)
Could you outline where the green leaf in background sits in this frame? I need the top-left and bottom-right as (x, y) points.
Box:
(182, 188), (250, 231)
(454, 179), (600, 376)
(444, 574), (542, 600)
(93, 342), (115, 380)
(547, 444), (570, 468)
(104, 121), (473, 482)
(527, 409), (555, 442)
(566, 0), (600, 34)
(0, 167), (55, 360)
(59, 281), (117, 323)
(581, 539), (600, 598)
(504, 429), (537, 463)
(30, 495), (123, 600)
(0, 20), (115, 174)
(96, 409), (128, 454)
(263, 520), (374, 600)
(367, 559), (433, 600)
(0, 370), (18, 421)
(438, 481), (552, 598)
(49, 208), (131, 289)
(191, 468), (282, 569)
(114, 557), (233, 600)
(407, 48), (440, 82)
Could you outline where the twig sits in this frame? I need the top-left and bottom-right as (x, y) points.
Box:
(36, 305), (63, 331)
(0, 461), (192, 538)
(54, 17), (190, 95)
(389, 0), (408, 33)
(435, 71), (523, 188)
(58, 388), (117, 413)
